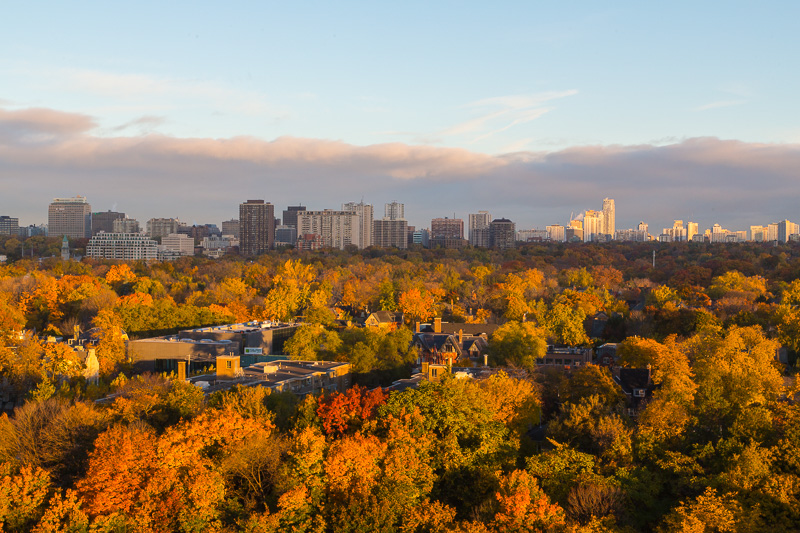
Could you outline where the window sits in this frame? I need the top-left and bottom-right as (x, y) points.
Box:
(226, 360), (232, 369)
(634, 389), (645, 397)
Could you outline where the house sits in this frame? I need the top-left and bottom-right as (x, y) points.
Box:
(613, 367), (655, 415)
(536, 345), (592, 368)
(416, 318), (496, 362)
(596, 343), (619, 366)
(364, 310), (404, 330)
(412, 332), (463, 364)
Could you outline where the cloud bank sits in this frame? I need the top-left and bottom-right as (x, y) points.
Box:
(2, 105), (800, 232)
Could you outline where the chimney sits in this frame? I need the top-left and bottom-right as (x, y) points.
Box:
(415, 321), (421, 333)
(458, 329), (463, 344)
(177, 361), (187, 382)
(434, 317), (441, 333)
(484, 353), (489, 367)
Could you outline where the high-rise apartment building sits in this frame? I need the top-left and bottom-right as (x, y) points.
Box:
(0, 216), (19, 236)
(750, 225), (765, 242)
(147, 218), (181, 238)
(778, 220), (799, 242)
(239, 200), (274, 256)
(282, 206), (306, 229)
(48, 196), (91, 238)
(431, 218), (464, 239)
(384, 201), (404, 221)
(602, 198), (615, 237)
(546, 224), (565, 242)
(373, 219), (408, 249)
(687, 222), (699, 242)
(342, 201), (373, 248)
(113, 217), (140, 234)
(468, 211), (491, 247)
(86, 233), (159, 260)
(583, 210), (605, 242)
(91, 211), (125, 235)
(296, 210), (360, 250)
(221, 219), (240, 238)
(489, 218), (516, 249)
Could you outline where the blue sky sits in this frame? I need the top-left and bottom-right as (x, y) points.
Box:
(2, 2), (800, 230)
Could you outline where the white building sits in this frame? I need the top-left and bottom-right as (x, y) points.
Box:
(583, 210), (605, 242)
(147, 218), (181, 238)
(342, 201), (374, 248)
(546, 224), (565, 242)
(602, 198), (615, 238)
(87, 233), (159, 260)
(468, 211), (492, 247)
(161, 233), (194, 257)
(384, 201), (404, 221)
(113, 217), (140, 234)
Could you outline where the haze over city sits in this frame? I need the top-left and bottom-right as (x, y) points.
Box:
(3, 1), (800, 231)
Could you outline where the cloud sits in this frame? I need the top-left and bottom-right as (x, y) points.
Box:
(0, 107), (96, 144)
(3, 104), (800, 233)
(695, 100), (746, 111)
(440, 90), (578, 143)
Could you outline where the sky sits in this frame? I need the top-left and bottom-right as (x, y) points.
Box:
(2, 1), (800, 232)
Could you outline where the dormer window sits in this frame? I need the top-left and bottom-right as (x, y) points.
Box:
(634, 388), (646, 397)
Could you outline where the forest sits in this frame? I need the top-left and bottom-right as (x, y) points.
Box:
(1, 238), (800, 532)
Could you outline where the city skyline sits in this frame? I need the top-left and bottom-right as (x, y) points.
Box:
(3, 3), (800, 231)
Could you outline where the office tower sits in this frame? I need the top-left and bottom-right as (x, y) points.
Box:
(489, 218), (516, 249)
(384, 201), (404, 221)
(274, 225), (298, 247)
(147, 218), (181, 238)
(296, 210), (360, 249)
(373, 219), (408, 249)
(239, 199), (275, 256)
(91, 210), (125, 235)
(546, 224), (565, 242)
(221, 219), (240, 238)
(282, 205), (306, 229)
(112, 217), (140, 234)
(602, 198), (615, 237)
(342, 201), (373, 248)
(469, 211), (491, 247)
(412, 229), (430, 247)
(86, 233), (159, 260)
(0, 216), (19, 236)
(48, 196), (91, 238)
(583, 210), (604, 242)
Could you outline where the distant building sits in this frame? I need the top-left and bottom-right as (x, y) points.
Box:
(602, 198), (615, 237)
(516, 229), (547, 243)
(567, 219), (583, 242)
(468, 211), (491, 247)
(91, 210), (125, 235)
(342, 201), (374, 248)
(583, 210), (604, 242)
(431, 217), (464, 240)
(86, 233), (159, 260)
(296, 210), (360, 250)
(296, 233), (324, 251)
(202, 234), (238, 257)
(160, 233), (194, 258)
(0, 216), (19, 236)
(282, 205), (307, 229)
(412, 229), (430, 248)
(546, 224), (565, 242)
(275, 225), (298, 247)
(48, 196), (91, 238)
(373, 219), (408, 249)
(112, 217), (140, 234)
(384, 201), (404, 221)
(489, 218), (516, 249)
(221, 219), (240, 239)
(239, 200), (275, 256)
(146, 218), (181, 238)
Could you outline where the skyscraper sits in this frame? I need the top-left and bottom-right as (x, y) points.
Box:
(469, 211), (491, 247)
(602, 198), (615, 237)
(282, 205), (306, 229)
(384, 201), (404, 221)
(342, 201), (373, 248)
(48, 196), (91, 238)
(239, 200), (274, 256)
(489, 218), (516, 249)
(583, 210), (604, 242)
